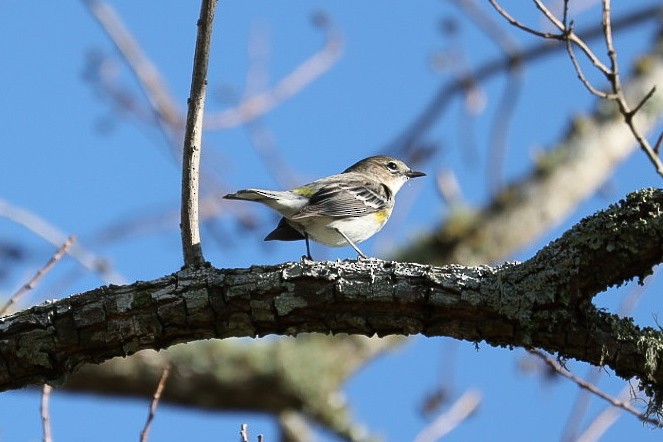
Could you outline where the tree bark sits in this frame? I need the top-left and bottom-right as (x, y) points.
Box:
(2, 188), (663, 405)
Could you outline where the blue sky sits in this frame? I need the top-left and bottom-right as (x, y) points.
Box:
(1, 1), (663, 441)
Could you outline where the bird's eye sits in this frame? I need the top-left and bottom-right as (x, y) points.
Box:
(386, 161), (398, 171)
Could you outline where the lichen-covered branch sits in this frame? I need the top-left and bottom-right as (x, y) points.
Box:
(2, 189), (663, 403)
(398, 26), (663, 266)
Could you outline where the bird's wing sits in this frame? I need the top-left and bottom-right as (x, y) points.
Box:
(291, 179), (392, 219)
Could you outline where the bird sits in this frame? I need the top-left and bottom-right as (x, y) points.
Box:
(223, 155), (426, 260)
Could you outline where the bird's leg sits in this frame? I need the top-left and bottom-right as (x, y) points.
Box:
(302, 233), (313, 261)
(334, 228), (368, 259)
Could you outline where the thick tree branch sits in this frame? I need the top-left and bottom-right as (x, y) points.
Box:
(2, 189), (663, 405)
(399, 35), (663, 265)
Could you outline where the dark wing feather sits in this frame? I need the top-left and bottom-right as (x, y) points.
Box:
(292, 180), (391, 219)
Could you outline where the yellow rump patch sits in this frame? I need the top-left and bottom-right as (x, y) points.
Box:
(374, 209), (390, 224)
(292, 186), (316, 197)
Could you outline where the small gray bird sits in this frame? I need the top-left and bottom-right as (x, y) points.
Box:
(223, 155), (425, 259)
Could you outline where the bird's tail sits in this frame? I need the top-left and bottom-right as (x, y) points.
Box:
(223, 189), (284, 202)
(223, 188), (308, 216)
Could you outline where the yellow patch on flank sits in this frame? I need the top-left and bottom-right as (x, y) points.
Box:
(373, 209), (391, 224)
(292, 186), (316, 197)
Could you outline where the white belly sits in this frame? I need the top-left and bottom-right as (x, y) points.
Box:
(296, 215), (388, 247)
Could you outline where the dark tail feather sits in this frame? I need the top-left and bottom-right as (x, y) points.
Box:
(264, 218), (305, 241)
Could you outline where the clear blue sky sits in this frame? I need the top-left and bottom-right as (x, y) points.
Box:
(1, 1), (662, 441)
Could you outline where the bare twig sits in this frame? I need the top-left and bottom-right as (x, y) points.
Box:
(654, 131), (663, 155)
(205, 12), (343, 130)
(0, 199), (124, 284)
(529, 350), (663, 428)
(487, 0), (561, 39)
(598, 0), (663, 177)
(83, 0), (183, 150)
(563, 27), (617, 99)
(41, 384), (53, 442)
(0, 236), (76, 316)
(631, 85), (657, 117)
(140, 365), (171, 442)
(575, 385), (629, 442)
(602, 0), (619, 82)
(490, 0), (663, 178)
(560, 366), (604, 442)
(390, 4), (659, 153)
(180, 0), (219, 267)
(413, 389), (482, 442)
(559, 0), (616, 100)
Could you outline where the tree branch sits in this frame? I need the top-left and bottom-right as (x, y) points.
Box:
(398, 39), (663, 265)
(389, 4), (661, 153)
(62, 335), (393, 442)
(180, 0), (218, 267)
(2, 189), (663, 406)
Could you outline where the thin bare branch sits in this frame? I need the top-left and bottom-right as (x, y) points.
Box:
(576, 385), (632, 442)
(530, 350), (663, 428)
(630, 85), (657, 117)
(140, 365), (171, 442)
(602, 0), (620, 84)
(413, 389), (482, 442)
(83, 0), (183, 151)
(564, 26), (616, 99)
(498, 0), (614, 81)
(0, 236), (76, 316)
(205, 13), (344, 130)
(41, 384), (53, 442)
(487, 0), (563, 39)
(533, 0), (562, 31)
(0, 199), (124, 284)
(391, 4), (659, 153)
(180, 0), (219, 267)
(599, 0), (663, 177)
(654, 132), (663, 155)
(490, 2), (663, 179)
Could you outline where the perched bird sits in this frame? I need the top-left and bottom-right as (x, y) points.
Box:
(223, 155), (426, 259)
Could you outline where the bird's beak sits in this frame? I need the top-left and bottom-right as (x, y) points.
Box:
(406, 170), (426, 178)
